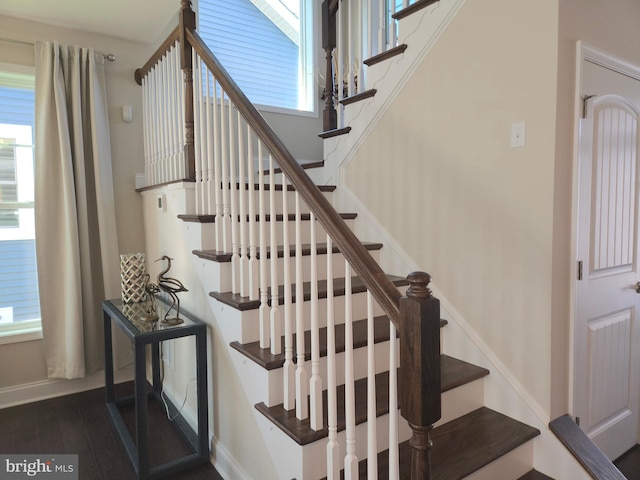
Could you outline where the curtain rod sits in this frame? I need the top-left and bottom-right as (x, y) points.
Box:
(0, 37), (116, 62)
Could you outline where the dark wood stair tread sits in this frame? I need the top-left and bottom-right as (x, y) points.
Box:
(364, 44), (408, 67)
(179, 212), (357, 224)
(211, 275), (409, 311)
(231, 316), (450, 371)
(517, 470), (555, 480)
(255, 355), (489, 445)
(340, 89), (377, 106)
(194, 241), (382, 264)
(549, 414), (626, 480)
(392, 0), (439, 20)
(266, 159), (324, 175)
(319, 127), (351, 139)
(358, 407), (540, 480)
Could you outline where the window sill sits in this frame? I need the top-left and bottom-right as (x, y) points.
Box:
(0, 321), (43, 345)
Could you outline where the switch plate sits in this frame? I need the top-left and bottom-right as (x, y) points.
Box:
(511, 121), (526, 148)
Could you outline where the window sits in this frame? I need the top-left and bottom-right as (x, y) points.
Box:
(0, 65), (41, 343)
(197, 0), (315, 113)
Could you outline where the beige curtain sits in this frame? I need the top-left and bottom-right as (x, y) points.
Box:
(34, 41), (121, 379)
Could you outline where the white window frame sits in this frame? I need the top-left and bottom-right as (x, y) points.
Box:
(0, 62), (42, 344)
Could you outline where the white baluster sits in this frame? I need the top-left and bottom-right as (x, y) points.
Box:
(247, 129), (258, 301)
(337, 1), (345, 129)
(326, 235), (340, 479)
(238, 114), (248, 297)
(213, 78), (223, 252)
(149, 66), (157, 185)
(142, 76), (150, 186)
(193, 55), (203, 214)
(205, 69), (215, 216)
(258, 142), (270, 349)
(169, 47), (178, 182)
(390, 0), (398, 48)
(344, 262), (358, 479)
(230, 105), (239, 294)
(388, 321), (400, 480)
(221, 91), (231, 253)
(309, 212), (322, 430)
(348, 0), (354, 97)
(282, 177), (295, 410)
(367, 291), (378, 479)
(269, 154), (281, 355)
(295, 191), (308, 420)
(378, 0), (385, 56)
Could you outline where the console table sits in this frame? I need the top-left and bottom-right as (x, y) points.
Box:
(103, 298), (208, 479)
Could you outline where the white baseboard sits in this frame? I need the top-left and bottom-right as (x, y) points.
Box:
(0, 366), (134, 409)
(210, 435), (252, 480)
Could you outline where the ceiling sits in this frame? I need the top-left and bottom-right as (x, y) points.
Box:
(0, 0), (179, 44)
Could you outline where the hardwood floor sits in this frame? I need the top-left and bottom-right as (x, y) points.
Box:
(615, 444), (640, 480)
(0, 382), (223, 480)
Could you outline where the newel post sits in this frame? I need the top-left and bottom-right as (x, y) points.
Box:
(179, 0), (196, 180)
(321, 0), (337, 131)
(399, 271), (441, 480)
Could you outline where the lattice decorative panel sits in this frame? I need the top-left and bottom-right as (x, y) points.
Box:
(120, 253), (146, 304)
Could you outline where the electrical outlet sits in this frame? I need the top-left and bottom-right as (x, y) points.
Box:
(511, 121), (526, 148)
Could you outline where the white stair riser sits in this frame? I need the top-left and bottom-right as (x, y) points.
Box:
(241, 249), (381, 294)
(203, 217), (357, 252)
(464, 442), (534, 480)
(228, 189), (334, 216)
(261, 340), (397, 407)
(301, 412), (413, 480)
(216, 285), (408, 345)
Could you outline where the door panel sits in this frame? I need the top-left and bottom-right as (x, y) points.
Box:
(575, 60), (640, 460)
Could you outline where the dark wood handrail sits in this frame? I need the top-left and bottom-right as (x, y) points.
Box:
(186, 29), (402, 325)
(134, 26), (180, 86)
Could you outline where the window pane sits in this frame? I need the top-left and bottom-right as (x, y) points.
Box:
(198, 0), (303, 110)
(0, 70), (40, 335)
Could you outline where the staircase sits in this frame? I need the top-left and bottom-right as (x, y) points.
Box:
(173, 165), (547, 480)
(134, 1), (591, 479)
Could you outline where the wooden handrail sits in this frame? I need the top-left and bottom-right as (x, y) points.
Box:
(134, 26), (179, 86)
(186, 28), (402, 325)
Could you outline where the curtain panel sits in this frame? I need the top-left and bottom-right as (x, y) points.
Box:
(34, 41), (121, 379)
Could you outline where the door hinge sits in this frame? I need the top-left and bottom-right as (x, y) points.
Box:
(578, 261), (583, 281)
(582, 94), (596, 119)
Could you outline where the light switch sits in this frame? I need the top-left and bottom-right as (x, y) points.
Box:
(511, 121), (525, 148)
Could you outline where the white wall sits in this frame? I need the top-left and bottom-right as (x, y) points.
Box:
(344, 0), (560, 414)
(141, 185), (279, 479)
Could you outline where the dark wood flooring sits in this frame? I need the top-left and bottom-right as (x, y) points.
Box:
(0, 382), (223, 480)
(615, 444), (640, 479)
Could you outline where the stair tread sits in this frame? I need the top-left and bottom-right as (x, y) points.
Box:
(319, 127), (351, 139)
(362, 407), (540, 480)
(231, 316), (450, 371)
(517, 470), (555, 480)
(266, 159), (325, 175)
(194, 241), (382, 264)
(392, 0), (439, 20)
(363, 44), (408, 67)
(211, 274), (409, 311)
(179, 212), (357, 224)
(340, 89), (377, 106)
(255, 355), (490, 445)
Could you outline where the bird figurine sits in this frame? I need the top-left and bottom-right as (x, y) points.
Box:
(155, 255), (188, 325)
(139, 273), (161, 322)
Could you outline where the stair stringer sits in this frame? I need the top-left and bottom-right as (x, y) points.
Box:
(324, 185), (593, 479)
(318, 0), (467, 188)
